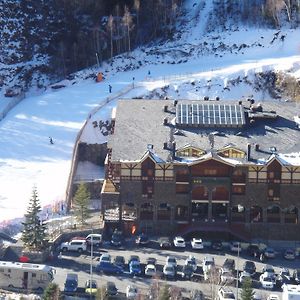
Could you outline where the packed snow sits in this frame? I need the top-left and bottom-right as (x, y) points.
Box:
(0, 0), (300, 224)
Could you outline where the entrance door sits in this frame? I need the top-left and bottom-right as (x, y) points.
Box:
(23, 272), (28, 289)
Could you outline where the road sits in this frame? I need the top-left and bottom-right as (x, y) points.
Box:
(48, 240), (300, 298)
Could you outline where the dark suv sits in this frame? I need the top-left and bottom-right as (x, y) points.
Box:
(247, 244), (261, 257)
(243, 261), (256, 276)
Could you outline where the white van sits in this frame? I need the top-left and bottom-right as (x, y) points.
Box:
(86, 234), (102, 246)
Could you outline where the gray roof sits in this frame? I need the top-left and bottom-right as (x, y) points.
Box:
(109, 99), (300, 165)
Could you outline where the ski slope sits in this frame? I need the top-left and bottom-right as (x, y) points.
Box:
(0, 0), (300, 225)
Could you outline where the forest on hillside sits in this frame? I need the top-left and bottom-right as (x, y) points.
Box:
(0, 0), (299, 93)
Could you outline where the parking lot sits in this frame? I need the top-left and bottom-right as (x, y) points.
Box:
(49, 237), (300, 298)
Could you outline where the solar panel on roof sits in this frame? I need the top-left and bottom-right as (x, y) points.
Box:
(176, 103), (245, 128)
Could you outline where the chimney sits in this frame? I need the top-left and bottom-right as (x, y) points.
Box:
(172, 141), (176, 159)
(163, 117), (168, 125)
(174, 100), (178, 106)
(216, 96), (220, 101)
(164, 105), (168, 112)
(238, 100), (242, 105)
(247, 143), (251, 161)
(163, 142), (168, 149)
(255, 144), (259, 151)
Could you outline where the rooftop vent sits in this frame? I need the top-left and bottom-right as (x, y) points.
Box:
(163, 142), (168, 150)
(247, 143), (251, 161)
(163, 117), (168, 125)
(147, 144), (154, 151)
(238, 100), (242, 105)
(269, 146), (277, 153)
(174, 100), (178, 106)
(255, 144), (260, 151)
(216, 96), (220, 101)
(204, 96), (209, 101)
(164, 105), (168, 112)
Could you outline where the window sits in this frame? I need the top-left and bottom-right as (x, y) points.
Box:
(204, 169), (217, 176)
(147, 186), (153, 194)
(232, 185), (245, 195)
(268, 189), (274, 197)
(147, 169), (154, 177)
(268, 172), (274, 179)
(176, 184), (189, 194)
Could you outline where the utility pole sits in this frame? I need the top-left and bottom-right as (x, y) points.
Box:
(236, 242), (240, 300)
(90, 233), (93, 299)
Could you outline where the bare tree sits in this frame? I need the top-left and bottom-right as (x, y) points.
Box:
(107, 15), (114, 60)
(134, 0), (140, 44)
(122, 5), (133, 53)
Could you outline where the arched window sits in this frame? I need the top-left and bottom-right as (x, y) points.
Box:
(283, 206), (298, 224)
(266, 206), (281, 223)
(231, 205), (245, 222)
(192, 186), (208, 200)
(140, 203), (153, 220)
(157, 203), (171, 221)
(212, 186), (229, 201)
(175, 205), (188, 221)
(250, 206), (262, 223)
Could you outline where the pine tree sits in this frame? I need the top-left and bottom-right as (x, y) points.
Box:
(73, 183), (91, 225)
(43, 283), (61, 300)
(21, 187), (48, 251)
(240, 277), (255, 300)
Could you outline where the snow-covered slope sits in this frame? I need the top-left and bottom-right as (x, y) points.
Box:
(0, 0), (300, 225)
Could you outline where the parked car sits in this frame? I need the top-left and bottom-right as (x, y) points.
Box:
(276, 268), (291, 289)
(260, 272), (275, 289)
(222, 258), (235, 272)
(146, 257), (157, 266)
(243, 261), (256, 277)
(64, 273), (78, 293)
(181, 264), (194, 280)
(262, 265), (276, 278)
(129, 261), (142, 276)
(284, 249), (296, 260)
(173, 236), (186, 248)
(114, 255), (125, 269)
(211, 240), (223, 251)
(202, 256), (215, 273)
(86, 234), (102, 247)
(60, 239), (87, 253)
(128, 255), (140, 265)
(85, 279), (97, 295)
(96, 261), (123, 274)
(264, 247), (276, 258)
(293, 269), (300, 284)
(136, 233), (150, 246)
(99, 253), (111, 263)
(166, 256), (177, 268)
(220, 269), (235, 284)
(126, 285), (138, 299)
(105, 281), (118, 296)
(111, 231), (123, 247)
(247, 244), (261, 257)
(230, 241), (242, 253)
(218, 287), (235, 300)
(191, 238), (204, 250)
(267, 295), (280, 300)
(239, 271), (252, 285)
(163, 264), (176, 279)
(145, 264), (157, 277)
(159, 237), (172, 249)
(185, 255), (197, 272)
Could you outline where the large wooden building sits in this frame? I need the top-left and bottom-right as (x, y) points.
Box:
(101, 99), (300, 240)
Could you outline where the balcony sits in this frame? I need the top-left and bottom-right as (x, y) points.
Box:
(231, 176), (246, 184)
(192, 177), (230, 185)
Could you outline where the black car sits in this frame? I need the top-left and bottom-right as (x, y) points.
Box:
(222, 258), (235, 272)
(114, 255), (125, 268)
(247, 244), (261, 257)
(105, 281), (118, 296)
(159, 237), (172, 249)
(182, 265), (194, 280)
(293, 269), (300, 284)
(211, 240), (223, 251)
(243, 261), (256, 276)
(111, 231), (123, 247)
(136, 234), (150, 246)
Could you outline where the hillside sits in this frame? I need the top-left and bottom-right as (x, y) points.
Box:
(0, 0), (300, 228)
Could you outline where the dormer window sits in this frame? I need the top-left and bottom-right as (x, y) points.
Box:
(218, 147), (245, 159)
(176, 146), (206, 158)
